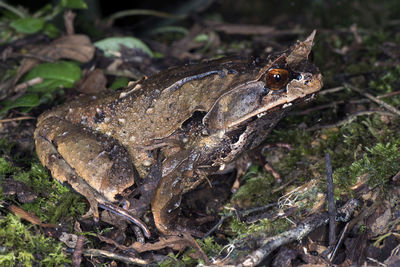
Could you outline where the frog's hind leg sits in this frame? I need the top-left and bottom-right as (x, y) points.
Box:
(34, 127), (107, 220)
(34, 116), (137, 222)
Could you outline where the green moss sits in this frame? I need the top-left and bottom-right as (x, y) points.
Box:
(0, 214), (70, 266)
(1, 158), (87, 223)
(232, 165), (277, 206)
(197, 237), (223, 258)
(0, 137), (86, 222)
(159, 250), (199, 267)
(349, 142), (400, 189)
(229, 217), (292, 239)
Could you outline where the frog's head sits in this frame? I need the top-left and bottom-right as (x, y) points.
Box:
(203, 30), (323, 131)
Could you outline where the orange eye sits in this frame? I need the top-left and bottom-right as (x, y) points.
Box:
(266, 68), (289, 90)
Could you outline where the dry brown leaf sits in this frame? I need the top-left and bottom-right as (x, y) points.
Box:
(130, 234), (208, 262)
(15, 34), (95, 83)
(9, 204), (57, 228)
(75, 69), (107, 95)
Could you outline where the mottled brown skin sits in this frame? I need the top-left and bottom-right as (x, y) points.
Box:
(34, 31), (322, 236)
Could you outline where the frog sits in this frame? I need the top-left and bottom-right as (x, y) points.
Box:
(34, 31), (322, 237)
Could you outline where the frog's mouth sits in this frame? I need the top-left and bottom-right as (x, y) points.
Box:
(227, 72), (322, 128)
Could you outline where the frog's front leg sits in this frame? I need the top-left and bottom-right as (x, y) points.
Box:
(34, 116), (149, 234)
(151, 150), (207, 236)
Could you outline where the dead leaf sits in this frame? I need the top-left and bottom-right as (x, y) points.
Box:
(75, 69), (107, 94)
(130, 234), (209, 263)
(9, 204), (57, 228)
(15, 34), (95, 83)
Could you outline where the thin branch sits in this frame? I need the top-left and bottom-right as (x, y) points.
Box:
(203, 216), (227, 239)
(13, 77), (43, 95)
(0, 116), (35, 123)
(325, 153), (336, 247)
(107, 9), (185, 26)
(318, 86), (346, 96)
(345, 83), (400, 116)
(82, 249), (149, 265)
(0, 1), (26, 18)
(377, 90), (400, 99)
(238, 212), (329, 267)
(330, 223), (349, 261)
(290, 99), (370, 116)
(307, 110), (396, 131)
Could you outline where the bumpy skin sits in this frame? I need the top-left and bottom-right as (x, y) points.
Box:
(34, 31), (322, 236)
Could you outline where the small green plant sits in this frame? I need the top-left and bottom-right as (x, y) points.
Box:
(197, 237), (223, 257)
(350, 142), (400, 189)
(0, 214), (70, 266)
(232, 165), (277, 207)
(0, 0), (87, 41)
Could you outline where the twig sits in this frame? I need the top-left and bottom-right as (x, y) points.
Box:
(318, 86), (346, 96)
(330, 223), (349, 262)
(203, 216), (227, 239)
(325, 153), (336, 247)
(239, 203), (277, 216)
(290, 99), (370, 116)
(345, 83), (400, 116)
(107, 9), (185, 26)
(307, 110), (395, 131)
(0, 116), (35, 123)
(239, 212), (329, 267)
(0, 1), (26, 18)
(377, 90), (400, 99)
(72, 235), (84, 267)
(12, 77), (43, 99)
(366, 257), (387, 267)
(82, 249), (149, 265)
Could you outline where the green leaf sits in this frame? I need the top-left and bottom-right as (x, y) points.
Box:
(24, 61), (82, 93)
(10, 18), (45, 34)
(194, 33), (209, 43)
(94, 37), (153, 57)
(61, 0), (88, 9)
(110, 77), (129, 90)
(42, 23), (59, 38)
(0, 94), (39, 116)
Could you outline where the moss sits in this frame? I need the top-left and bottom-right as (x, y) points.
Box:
(228, 217), (292, 239)
(2, 159), (87, 223)
(232, 165), (277, 207)
(159, 250), (199, 267)
(0, 214), (70, 266)
(197, 237), (223, 258)
(349, 142), (400, 189)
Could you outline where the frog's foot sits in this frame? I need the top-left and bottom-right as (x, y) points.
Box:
(99, 203), (151, 238)
(81, 199), (101, 221)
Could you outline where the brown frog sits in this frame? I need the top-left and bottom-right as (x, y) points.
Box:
(34, 31), (322, 237)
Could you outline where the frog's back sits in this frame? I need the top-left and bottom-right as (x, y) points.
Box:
(39, 56), (263, 147)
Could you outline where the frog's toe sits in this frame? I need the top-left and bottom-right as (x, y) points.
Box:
(99, 203), (151, 238)
(82, 199), (101, 221)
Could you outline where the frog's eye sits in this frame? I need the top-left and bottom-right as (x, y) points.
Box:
(266, 68), (289, 90)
